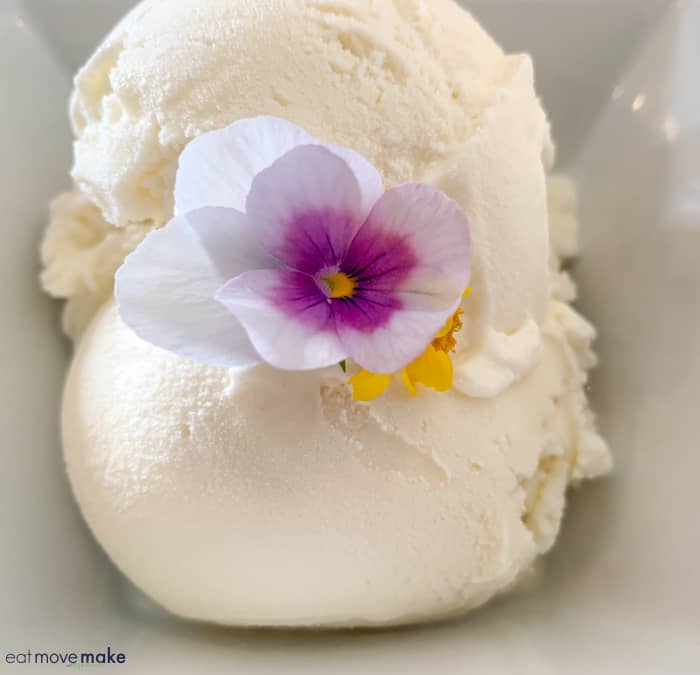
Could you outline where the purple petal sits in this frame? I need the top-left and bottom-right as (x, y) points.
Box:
(175, 116), (314, 215)
(336, 183), (471, 373)
(329, 227), (416, 333)
(115, 215), (261, 367)
(246, 145), (365, 274)
(349, 183), (471, 307)
(216, 269), (347, 370)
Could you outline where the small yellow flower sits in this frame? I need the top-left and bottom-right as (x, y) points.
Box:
(348, 370), (393, 402)
(349, 288), (471, 401)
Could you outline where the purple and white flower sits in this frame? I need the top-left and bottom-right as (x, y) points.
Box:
(116, 116), (471, 374)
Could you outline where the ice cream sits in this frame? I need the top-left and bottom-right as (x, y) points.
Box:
(43, 0), (610, 627)
(63, 294), (607, 627)
(41, 191), (151, 339)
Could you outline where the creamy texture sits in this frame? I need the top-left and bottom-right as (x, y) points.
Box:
(70, 0), (512, 227)
(44, 0), (611, 627)
(63, 299), (608, 627)
(41, 191), (151, 339)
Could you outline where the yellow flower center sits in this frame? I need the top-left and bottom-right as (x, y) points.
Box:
(324, 272), (356, 299)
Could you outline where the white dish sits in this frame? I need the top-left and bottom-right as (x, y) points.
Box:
(1, 0), (698, 672)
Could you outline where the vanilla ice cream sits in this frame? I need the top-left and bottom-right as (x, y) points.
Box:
(42, 0), (610, 627)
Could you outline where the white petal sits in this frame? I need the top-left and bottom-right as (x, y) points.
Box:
(115, 215), (261, 367)
(217, 269), (347, 371)
(185, 206), (278, 278)
(175, 116), (315, 214)
(325, 144), (384, 220)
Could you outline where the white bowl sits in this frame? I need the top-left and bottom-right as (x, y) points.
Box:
(2, 0), (698, 672)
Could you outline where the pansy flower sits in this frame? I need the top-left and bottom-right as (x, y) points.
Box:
(116, 116), (471, 381)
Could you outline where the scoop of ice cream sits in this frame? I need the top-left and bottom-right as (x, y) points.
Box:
(45, 0), (554, 396)
(70, 0), (512, 228)
(63, 296), (608, 627)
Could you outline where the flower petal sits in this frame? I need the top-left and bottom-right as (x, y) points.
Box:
(185, 206), (278, 278)
(336, 183), (471, 373)
(325, 144), (384, 220)
(115, 215), (261, 368)
(401, 368), (417, 396)
(175, 116), (315, 214)
(246, 145), (365, 274)
(338, 310), (445, 374)
(405, 346), (454, 392)
(216, 269), (347, 370)
(347, 183), (471, 305)
(348, 370), (392, 402)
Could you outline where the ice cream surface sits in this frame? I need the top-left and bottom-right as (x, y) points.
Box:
(43, 0), (611, 627)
